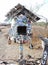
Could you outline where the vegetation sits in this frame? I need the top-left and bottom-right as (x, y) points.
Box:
(33, 22), (48, 27)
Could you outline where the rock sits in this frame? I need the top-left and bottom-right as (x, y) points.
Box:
(2, 61), (8, 64)
(7, 63), (18, 65)
(29, 44), (33, 49)
(19, 59), (26, 65)
(8, 37), (12, 44)
(0, 60), (3, 63)
(0, 29), (1, 32)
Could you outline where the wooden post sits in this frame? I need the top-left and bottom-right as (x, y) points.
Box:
(19, 35), (23, 60)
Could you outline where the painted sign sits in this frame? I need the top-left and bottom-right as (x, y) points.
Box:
(41, 46), (48, 65)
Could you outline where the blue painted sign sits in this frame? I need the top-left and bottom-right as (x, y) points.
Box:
(19, 46), (23, 51)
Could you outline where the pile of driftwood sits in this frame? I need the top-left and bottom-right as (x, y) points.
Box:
(0, 60), (18, 65)
(17, 55), (41, 65)
(0, 55), (48, 65)
(18, 59), (41, 65)
(0, 56), (41, 65)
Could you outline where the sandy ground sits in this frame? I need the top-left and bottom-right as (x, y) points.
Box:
(0, 26), (43, 60)
(0, 25), (48, 65)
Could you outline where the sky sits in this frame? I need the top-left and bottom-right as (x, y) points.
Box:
(0, 0), (48, 23)
(37, 3), (48, 19)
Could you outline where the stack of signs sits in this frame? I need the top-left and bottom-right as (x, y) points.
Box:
(9, 14), (32, 42)
(16, 15), (27, 26)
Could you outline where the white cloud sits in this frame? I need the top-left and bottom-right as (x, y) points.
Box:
(37, 3), (48, 19)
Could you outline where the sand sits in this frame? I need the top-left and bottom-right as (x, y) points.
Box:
(0, 25), (48, 65)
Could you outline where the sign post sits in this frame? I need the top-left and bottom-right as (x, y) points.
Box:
(19, 35), (23, 60)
